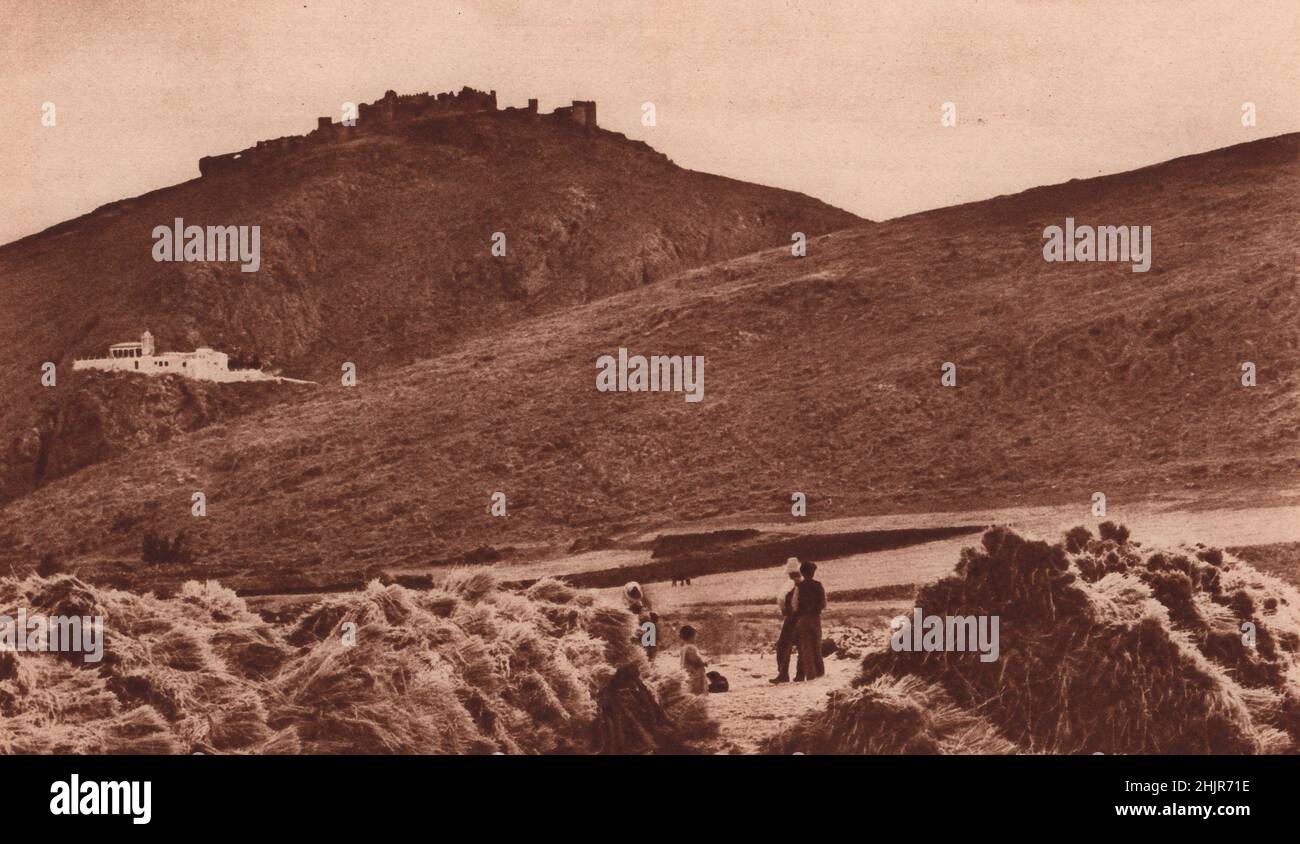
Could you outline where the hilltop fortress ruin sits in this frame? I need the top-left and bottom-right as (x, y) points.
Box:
(199, 87), (598, 177)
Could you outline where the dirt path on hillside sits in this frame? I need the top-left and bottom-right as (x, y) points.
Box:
(694, 652), (859, 754)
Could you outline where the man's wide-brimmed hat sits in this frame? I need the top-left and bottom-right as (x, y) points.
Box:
(785, 557), (801, 574)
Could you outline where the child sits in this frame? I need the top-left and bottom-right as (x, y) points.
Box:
(678, 625), (707, 695)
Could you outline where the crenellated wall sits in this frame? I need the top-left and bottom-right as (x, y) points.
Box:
(550, 99), (598, 128)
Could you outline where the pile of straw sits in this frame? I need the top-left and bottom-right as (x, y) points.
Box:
(763, 675), (1016, 754)
(778, 526), (1300, 754)
(1, 571), (716, 755)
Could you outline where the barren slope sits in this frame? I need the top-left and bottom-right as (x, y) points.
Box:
(2, 133), (1296, 591)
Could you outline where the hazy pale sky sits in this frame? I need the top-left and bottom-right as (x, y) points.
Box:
(2, 0), (1297, 245)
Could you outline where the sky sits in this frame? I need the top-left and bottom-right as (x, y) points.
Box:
(1, 0), (1297, 245)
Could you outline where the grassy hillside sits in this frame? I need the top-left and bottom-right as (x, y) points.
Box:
(1, 134), (1296, 591)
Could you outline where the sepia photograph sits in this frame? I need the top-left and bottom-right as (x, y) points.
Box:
(0, 0), (1297, 827)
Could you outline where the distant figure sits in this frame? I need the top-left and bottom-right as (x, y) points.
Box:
(624, 581), (659, 662)
(769, 557), (803, 684)
(678, 625), (707, 695)
(793, 560), (827, 681)
(624, 581), (647, 609)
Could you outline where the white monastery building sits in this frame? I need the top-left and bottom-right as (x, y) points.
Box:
(73, 330), (290, 383)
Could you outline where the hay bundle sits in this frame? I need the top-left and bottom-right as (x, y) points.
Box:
(763, 675), (1017, 755)
(854, 527), (1300, 754)
(650, 670), (719, 747)
(822, 625), (881, 660)
(592, 664), (670, 754)
(0, 571), (716, 755)
(268, 575), (714, 754)
(0, 574), (291, 753)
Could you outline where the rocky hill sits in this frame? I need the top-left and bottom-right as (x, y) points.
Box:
(0, 97), (862, 500)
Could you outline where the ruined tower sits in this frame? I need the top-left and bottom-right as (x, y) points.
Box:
(572, 100), (597, 127)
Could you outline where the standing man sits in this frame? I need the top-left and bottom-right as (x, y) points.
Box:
(769, 557), (803, 684)
(794, 560), (827, 681)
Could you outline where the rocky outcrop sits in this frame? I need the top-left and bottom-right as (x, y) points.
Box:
(1, 372), (301, 501)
